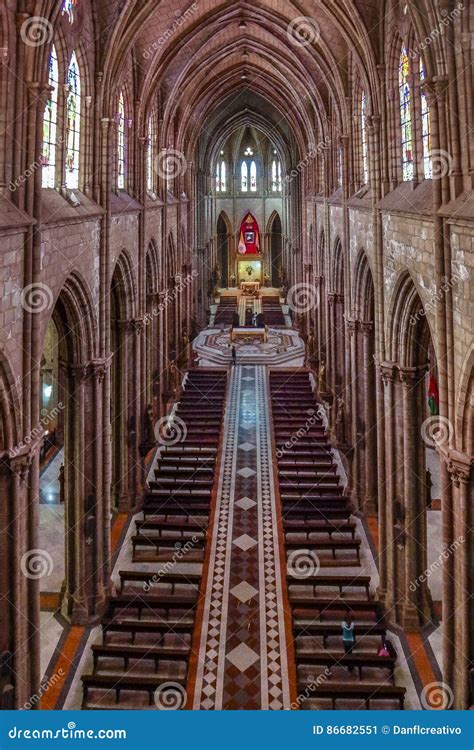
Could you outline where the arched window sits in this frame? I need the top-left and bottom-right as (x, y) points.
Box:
(250, 161), (257, 192)
(216, 162), (220, 192)
(337, 146), (343, 188)
(42, 45), (58, 188)
(147, 115), (154, 192)
(361, 92), (369, 184)
(399, 47), (414, 181)
(419, 58), (432, 179)
(117, 92), (126, 189)
(220, 161), (226, 192)
(241, 161), (248, 192)
(65, 52), (81, 189)
(62, 0), (78, 24)
(271, 160), (282, 192)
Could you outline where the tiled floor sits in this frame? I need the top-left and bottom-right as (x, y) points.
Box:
(192, 365), (292, 709)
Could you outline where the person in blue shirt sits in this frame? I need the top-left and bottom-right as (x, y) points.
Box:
(342, 616), (355, 671)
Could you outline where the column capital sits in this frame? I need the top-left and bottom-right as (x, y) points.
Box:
(447, 450), (472, 484)
(378, 361), (397, 383)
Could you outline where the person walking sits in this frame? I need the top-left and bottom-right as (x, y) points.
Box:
(231, 345), (237, 366)
(342, 616), (355, 671)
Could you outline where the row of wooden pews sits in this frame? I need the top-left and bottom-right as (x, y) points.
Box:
(261, 295), (285, 326)
(81, 369), (227, 709)
(269, 370), (406, 710)
(214, 296), (237, 326)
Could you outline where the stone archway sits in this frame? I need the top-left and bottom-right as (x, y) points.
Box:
(380, 272), (439, 629)
(267, 211), (282, 287)
(350, 250), (378, 513)
(41, 274), (109, 625)
(217, 212), (231, 288)
(110, 252), (139, 512)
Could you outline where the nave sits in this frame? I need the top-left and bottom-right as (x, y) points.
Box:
(36, 317), (439, 711)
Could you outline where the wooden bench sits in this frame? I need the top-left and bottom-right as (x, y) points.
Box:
(285, 538), (361, 561)
(302, 683), (406, 710)
(296, 651), (396, 681)
(119, 570), (201, 593)
(287, 574), (371, 597)
(284, 521), (356, 539)
(102, 619), (194, 644)
(82, 674), (187, 707)
(293, 622), (387, 647)
(290, 598), (383, 619)
(91, 644), (190, 672)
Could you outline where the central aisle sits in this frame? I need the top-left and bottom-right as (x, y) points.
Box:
(192, 365), (293, 709)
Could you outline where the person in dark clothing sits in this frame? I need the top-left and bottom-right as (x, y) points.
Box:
(231, 345), (237, 366)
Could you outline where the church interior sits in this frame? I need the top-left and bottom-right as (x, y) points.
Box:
(0, 0), (472, 712)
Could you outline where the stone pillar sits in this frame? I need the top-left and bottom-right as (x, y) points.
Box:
(379, 363), (396, 612)
(449, 455), (472, 708)
(361, 322), (377, 513)
(400, 368), (422, 629)
(63, 362), (109, 625)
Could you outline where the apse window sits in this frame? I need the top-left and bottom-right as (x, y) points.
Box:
(117, 92), (126, 189)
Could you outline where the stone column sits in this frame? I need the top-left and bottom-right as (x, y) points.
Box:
(361, 322), (377, 514)
(347, 318), (360, 507)
(449, 456), (472, 708)
(400, 368), (422, 629)
(379, 363), (396, 612)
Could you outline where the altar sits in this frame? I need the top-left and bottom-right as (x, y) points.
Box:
(231, 327), (268, 343)
(240, 280), (260, 295)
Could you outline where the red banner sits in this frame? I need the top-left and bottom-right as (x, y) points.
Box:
(237, 212), (260, 255)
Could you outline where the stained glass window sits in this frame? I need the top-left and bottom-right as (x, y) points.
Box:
(250, 161), (257, 192)
(271, 160), (282, 192)
(117, 92), (126, 189)
(62, 0), (77, 24)
(361, 93), (369, 184)
(399, 47), (414, 181)
(420, 58), (432, 179)
(241, 161), (248, 192)
(65, 52), (81, 189)
(42, 46), (58, 188)
(147, 116), (154, 192)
